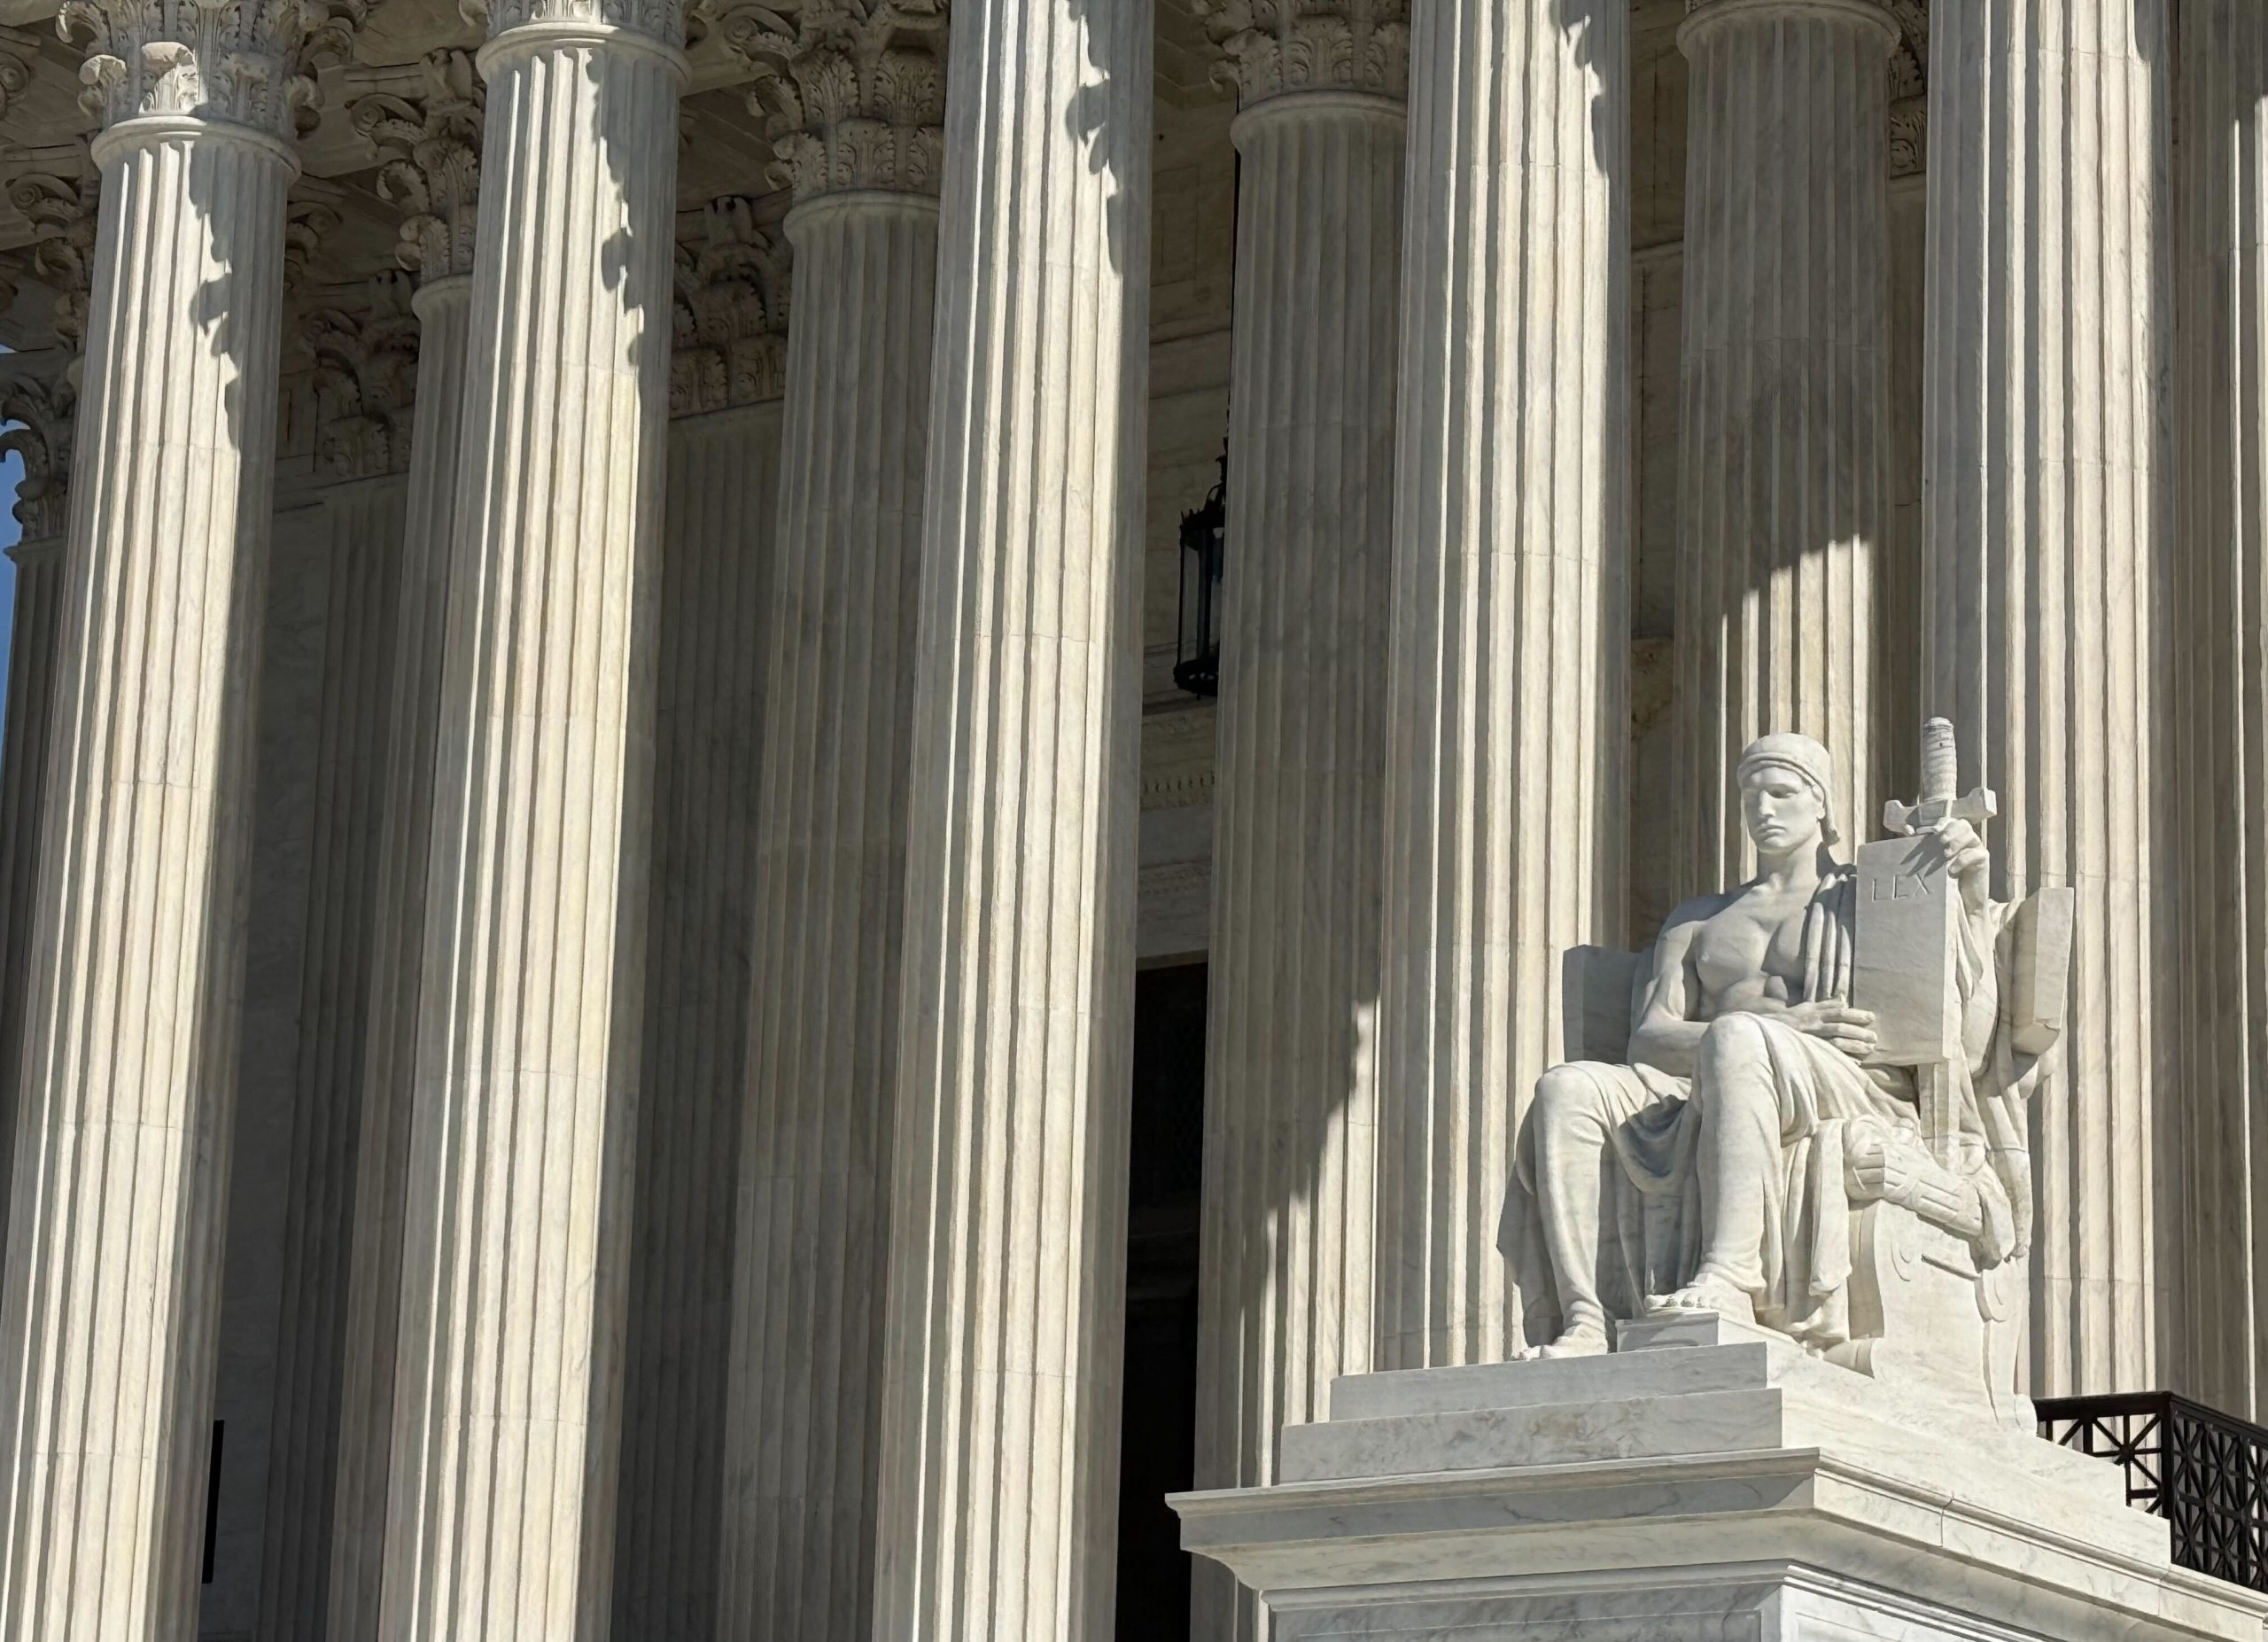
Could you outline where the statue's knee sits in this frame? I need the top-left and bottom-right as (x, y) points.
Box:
(1532, 1064), (1602, 1135)
(1697, 1013), (1770, 1080)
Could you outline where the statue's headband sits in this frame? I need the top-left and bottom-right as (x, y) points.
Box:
(1736, 733), (1840, 846)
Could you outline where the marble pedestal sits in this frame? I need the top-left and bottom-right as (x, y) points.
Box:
(1171, 1315), (2268, 1640)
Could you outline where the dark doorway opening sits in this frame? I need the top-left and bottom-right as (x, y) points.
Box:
(1115, 961), (1208, 1639)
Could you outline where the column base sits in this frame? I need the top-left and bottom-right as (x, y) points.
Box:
(1171, 1315), (2268, 1640)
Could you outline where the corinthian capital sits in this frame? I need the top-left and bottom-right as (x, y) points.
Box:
(351, 51), (483, 283)
(6, 147), (100, 356)
(1193, 0), (1410, 108)
(0, 24), (41, 124)
(706, 0), (945, 200)
(303, 271), (419, 479)
(284, 179), (343, 290)
(672, 195), (789, 415)
(57, 0), (333, 143)
(0, 355), (79, 541)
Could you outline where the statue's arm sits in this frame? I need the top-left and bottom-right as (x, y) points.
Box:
(1625, 903), (1713, 1078)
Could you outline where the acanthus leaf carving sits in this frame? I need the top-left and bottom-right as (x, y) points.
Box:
(6, 152), (100, 356)
(0, 355), (80, 542)
(302, 269), (419, 479)
(701, 0), (944, 199)
(351, 50), (484, 283)
(671, 194), (789, 415)
(284, 179), (342, 290)
(58, 0), (323, 142)
(1192, 0), (1410, 108)
(1890, 97), (1926, 178)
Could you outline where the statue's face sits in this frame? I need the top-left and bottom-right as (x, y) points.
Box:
(1741, 765), (1827, 854)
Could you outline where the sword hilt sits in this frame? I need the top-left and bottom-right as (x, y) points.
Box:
(1884, 716), (1998, 837)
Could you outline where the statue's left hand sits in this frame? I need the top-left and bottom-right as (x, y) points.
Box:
(1847, 1126), (1919, 1202)
(1927, 817), (1991, 916)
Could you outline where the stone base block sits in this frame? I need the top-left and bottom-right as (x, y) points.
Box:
(1170, 1313), (2268, 1640)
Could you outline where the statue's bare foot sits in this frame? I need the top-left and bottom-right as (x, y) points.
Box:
(1538, 1319), (1611, 1358)
(1648, 1270), (1756, 1324)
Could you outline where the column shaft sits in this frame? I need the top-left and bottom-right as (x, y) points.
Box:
(2173, 0), (2268, 1417)
(1190, 89), (1400, 1642)
(256, 480), (407, 1638)
(0, 533), (63, 1257)
(1922, 0), (2168, 1397)
(1373, 0), (1629, 1370)
(612, 402), (782, 1642)
(325, 271), (470, 1642)
(0, 118), (293, 1638)
(377, 15), (681, 1636)
(871, 0), (1151, 1633)
(1673, 0), (1894, 893)
(718, 193), (936, 1642)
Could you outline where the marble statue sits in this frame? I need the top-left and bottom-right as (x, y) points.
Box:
(1505, 722), (2074, 1406)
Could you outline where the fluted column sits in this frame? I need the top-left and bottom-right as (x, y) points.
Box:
(250, 284), (419, 1642)
(1186, 5), (1403, 1639)
(1372, 0), (1628, 1370)
(611, 203), (788, 1642)
(1672, 0), (1895, 894)
(2172, 0), (2263, 1416)
(323, 54), (483, 1639)
(707, 10), (943, 1637)
(376, 0), (682, 1631)
(871, 0), (1150, 1634)
(1922, 0), (2168, 1397)
(0, 0), (309, 1630)
(0, 362), (75, 1269)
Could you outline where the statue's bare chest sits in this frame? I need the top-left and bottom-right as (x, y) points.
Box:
(1688, 891), (1814, 1013)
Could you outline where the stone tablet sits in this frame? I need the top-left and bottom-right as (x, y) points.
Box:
(1852, 832), (1961, 1065)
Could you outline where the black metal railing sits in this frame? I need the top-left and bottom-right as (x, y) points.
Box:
(2038, 1391), (2268, 1591)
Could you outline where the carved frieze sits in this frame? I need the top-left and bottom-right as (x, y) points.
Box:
(671, 195), (789, 415)
(1193, 0), (1409, 107)
(0, 358), (77, 541)
(705, 0), (946, 199)
(351, 51), (485, 284)
(302, 272), (420, 480)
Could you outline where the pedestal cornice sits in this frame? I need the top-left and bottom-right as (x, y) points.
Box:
(705, 0), (946, 201)
(1195, 0), (1410, 111)
(351, 50), (484, 284)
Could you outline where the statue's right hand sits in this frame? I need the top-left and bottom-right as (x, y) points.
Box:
(1778, 1001), (1877, 1061)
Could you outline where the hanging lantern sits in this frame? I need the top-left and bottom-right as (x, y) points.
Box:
(1174, 453), (1226, 697)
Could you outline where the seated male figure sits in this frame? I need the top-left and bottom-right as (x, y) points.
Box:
(1507, 733), (2010, 1359)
